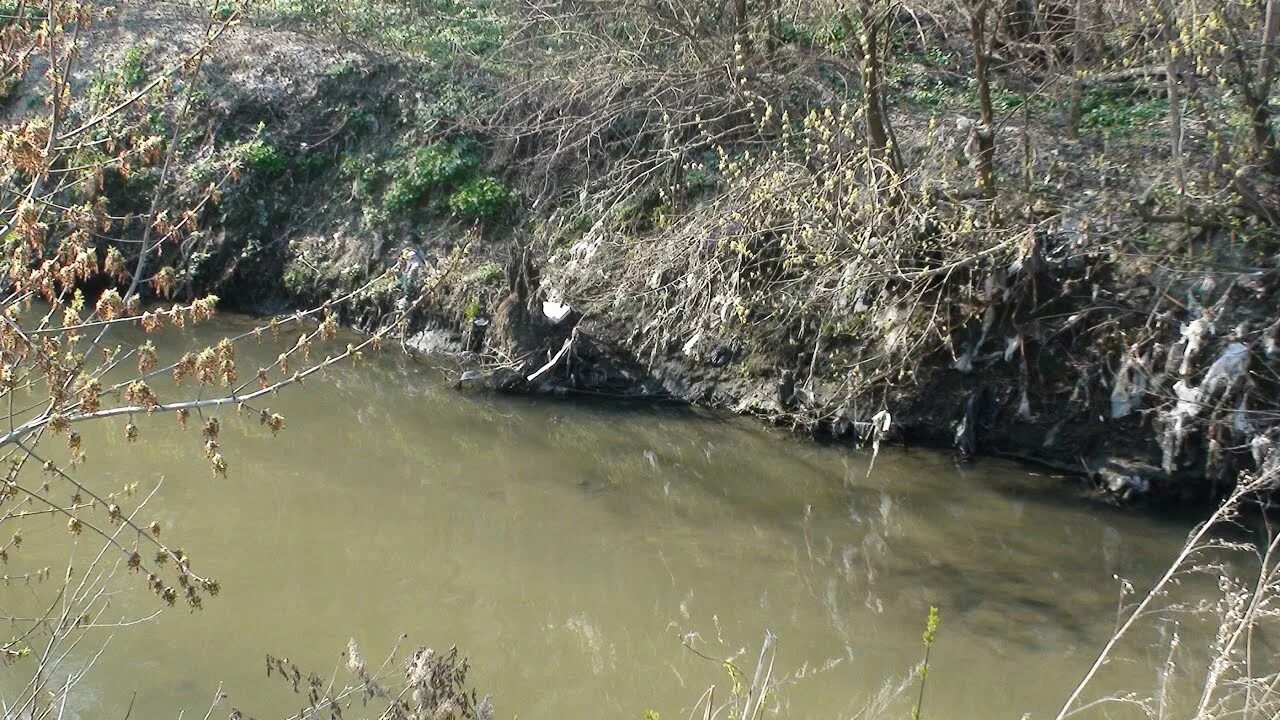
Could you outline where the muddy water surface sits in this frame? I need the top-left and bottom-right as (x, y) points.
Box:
(1, 316), (1202, 720)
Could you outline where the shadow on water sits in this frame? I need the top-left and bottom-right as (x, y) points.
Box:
(415, 358), (1212, 660)
(0, 315), (1219, 720)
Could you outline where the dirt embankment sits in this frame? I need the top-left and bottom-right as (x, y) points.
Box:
(48, 2), (1280, 506)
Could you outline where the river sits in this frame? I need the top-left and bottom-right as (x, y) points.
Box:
(1, 314), (1205, 720)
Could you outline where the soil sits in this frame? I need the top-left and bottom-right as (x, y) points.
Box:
(27, 0), (1280, 507)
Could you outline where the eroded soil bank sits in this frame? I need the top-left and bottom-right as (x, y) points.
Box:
(15, 1), (1280, 505)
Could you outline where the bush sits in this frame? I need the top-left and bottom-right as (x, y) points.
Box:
(240, 139), (287, 179)
(447, 176), (515, 219)
(121, 44), (150, 87)
(0, 0), (38, 30)
(294, 151), (331, 177)
(1079, 88), (1167, 130)
(383, 140), (479, 214)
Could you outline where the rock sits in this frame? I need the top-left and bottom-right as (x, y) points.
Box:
(711, 342), (736, 367)
(777, 370), (796, 410)
(455, 369), (487, 391)
(1092, 458), (1161, 502)
(406, 328), (461, 355)
(488, 368), (526, 391)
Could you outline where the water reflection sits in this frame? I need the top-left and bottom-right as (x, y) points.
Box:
(0, 315), (1204, 720)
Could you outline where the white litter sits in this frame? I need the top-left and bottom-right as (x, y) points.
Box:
(542, 301), (572, 323)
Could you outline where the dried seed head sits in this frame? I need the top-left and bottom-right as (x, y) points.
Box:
(136, 341), (157, 373)
(152, 266), (177, 298)
(260, 410), (285, 435)
(95, 289), (124, 320)
(347, 638), (366, 678)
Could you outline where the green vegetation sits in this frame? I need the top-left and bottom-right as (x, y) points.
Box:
(293, 150), (331, 177)
(53, 0), (1276, 500)
(904, 82), (951, 111)
(448, 176), (515, 219)
(462, 296), (482, 322)
(463, 260), (504, 284)
(336, 139), (515, 223)
(121, 44), (150, 87)
(0, 0), (37, 30)
(1078, 88), (1169, 130)
(266, 0), (502, 64)
(384, 140), (480, 214)
(239, 138), (287, 179)
(85, 43), (159, 107)
(912, 607), (940, 720)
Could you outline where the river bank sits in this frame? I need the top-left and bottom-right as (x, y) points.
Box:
(9, 4), (1280, 719)
(18, 0), (1280, 506)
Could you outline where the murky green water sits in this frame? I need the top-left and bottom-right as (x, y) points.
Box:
(2, 316), (1203, 720)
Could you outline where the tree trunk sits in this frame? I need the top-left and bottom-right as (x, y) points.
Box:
(1252, 0), (1280, 172)
(1067, 0), (1087, 139)
(733, 0), (752, 55)
(761, 0), (778, 57)
(971, 2), (997, 199)
(842, 0), (901, 176)
(1161, 0), (1186, 199)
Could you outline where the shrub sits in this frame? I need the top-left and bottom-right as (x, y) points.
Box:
(383, 140), (479, 215)
(240, 139), (287, 178)
(447, 176), (515, 219)
(294, 151), (331, 177)
(121, 44), (150, 87)
(1078, 89), (1167, 130)
(463, 296), (482, 322)
(0, 3), (423, 713)
(463, 260), (504, 284)
(339, 152), (381, 198)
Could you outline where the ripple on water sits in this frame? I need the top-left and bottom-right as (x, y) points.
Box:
(0, 316), (1205, 720)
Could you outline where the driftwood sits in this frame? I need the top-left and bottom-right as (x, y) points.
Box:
(526, 327), (579, 383)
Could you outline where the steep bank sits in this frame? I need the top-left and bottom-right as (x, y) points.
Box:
(19, 0), (1280, 505)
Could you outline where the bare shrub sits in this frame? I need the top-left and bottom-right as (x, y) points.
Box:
(0, 1), (445, 714)
(1058, 459), (1280, 719)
